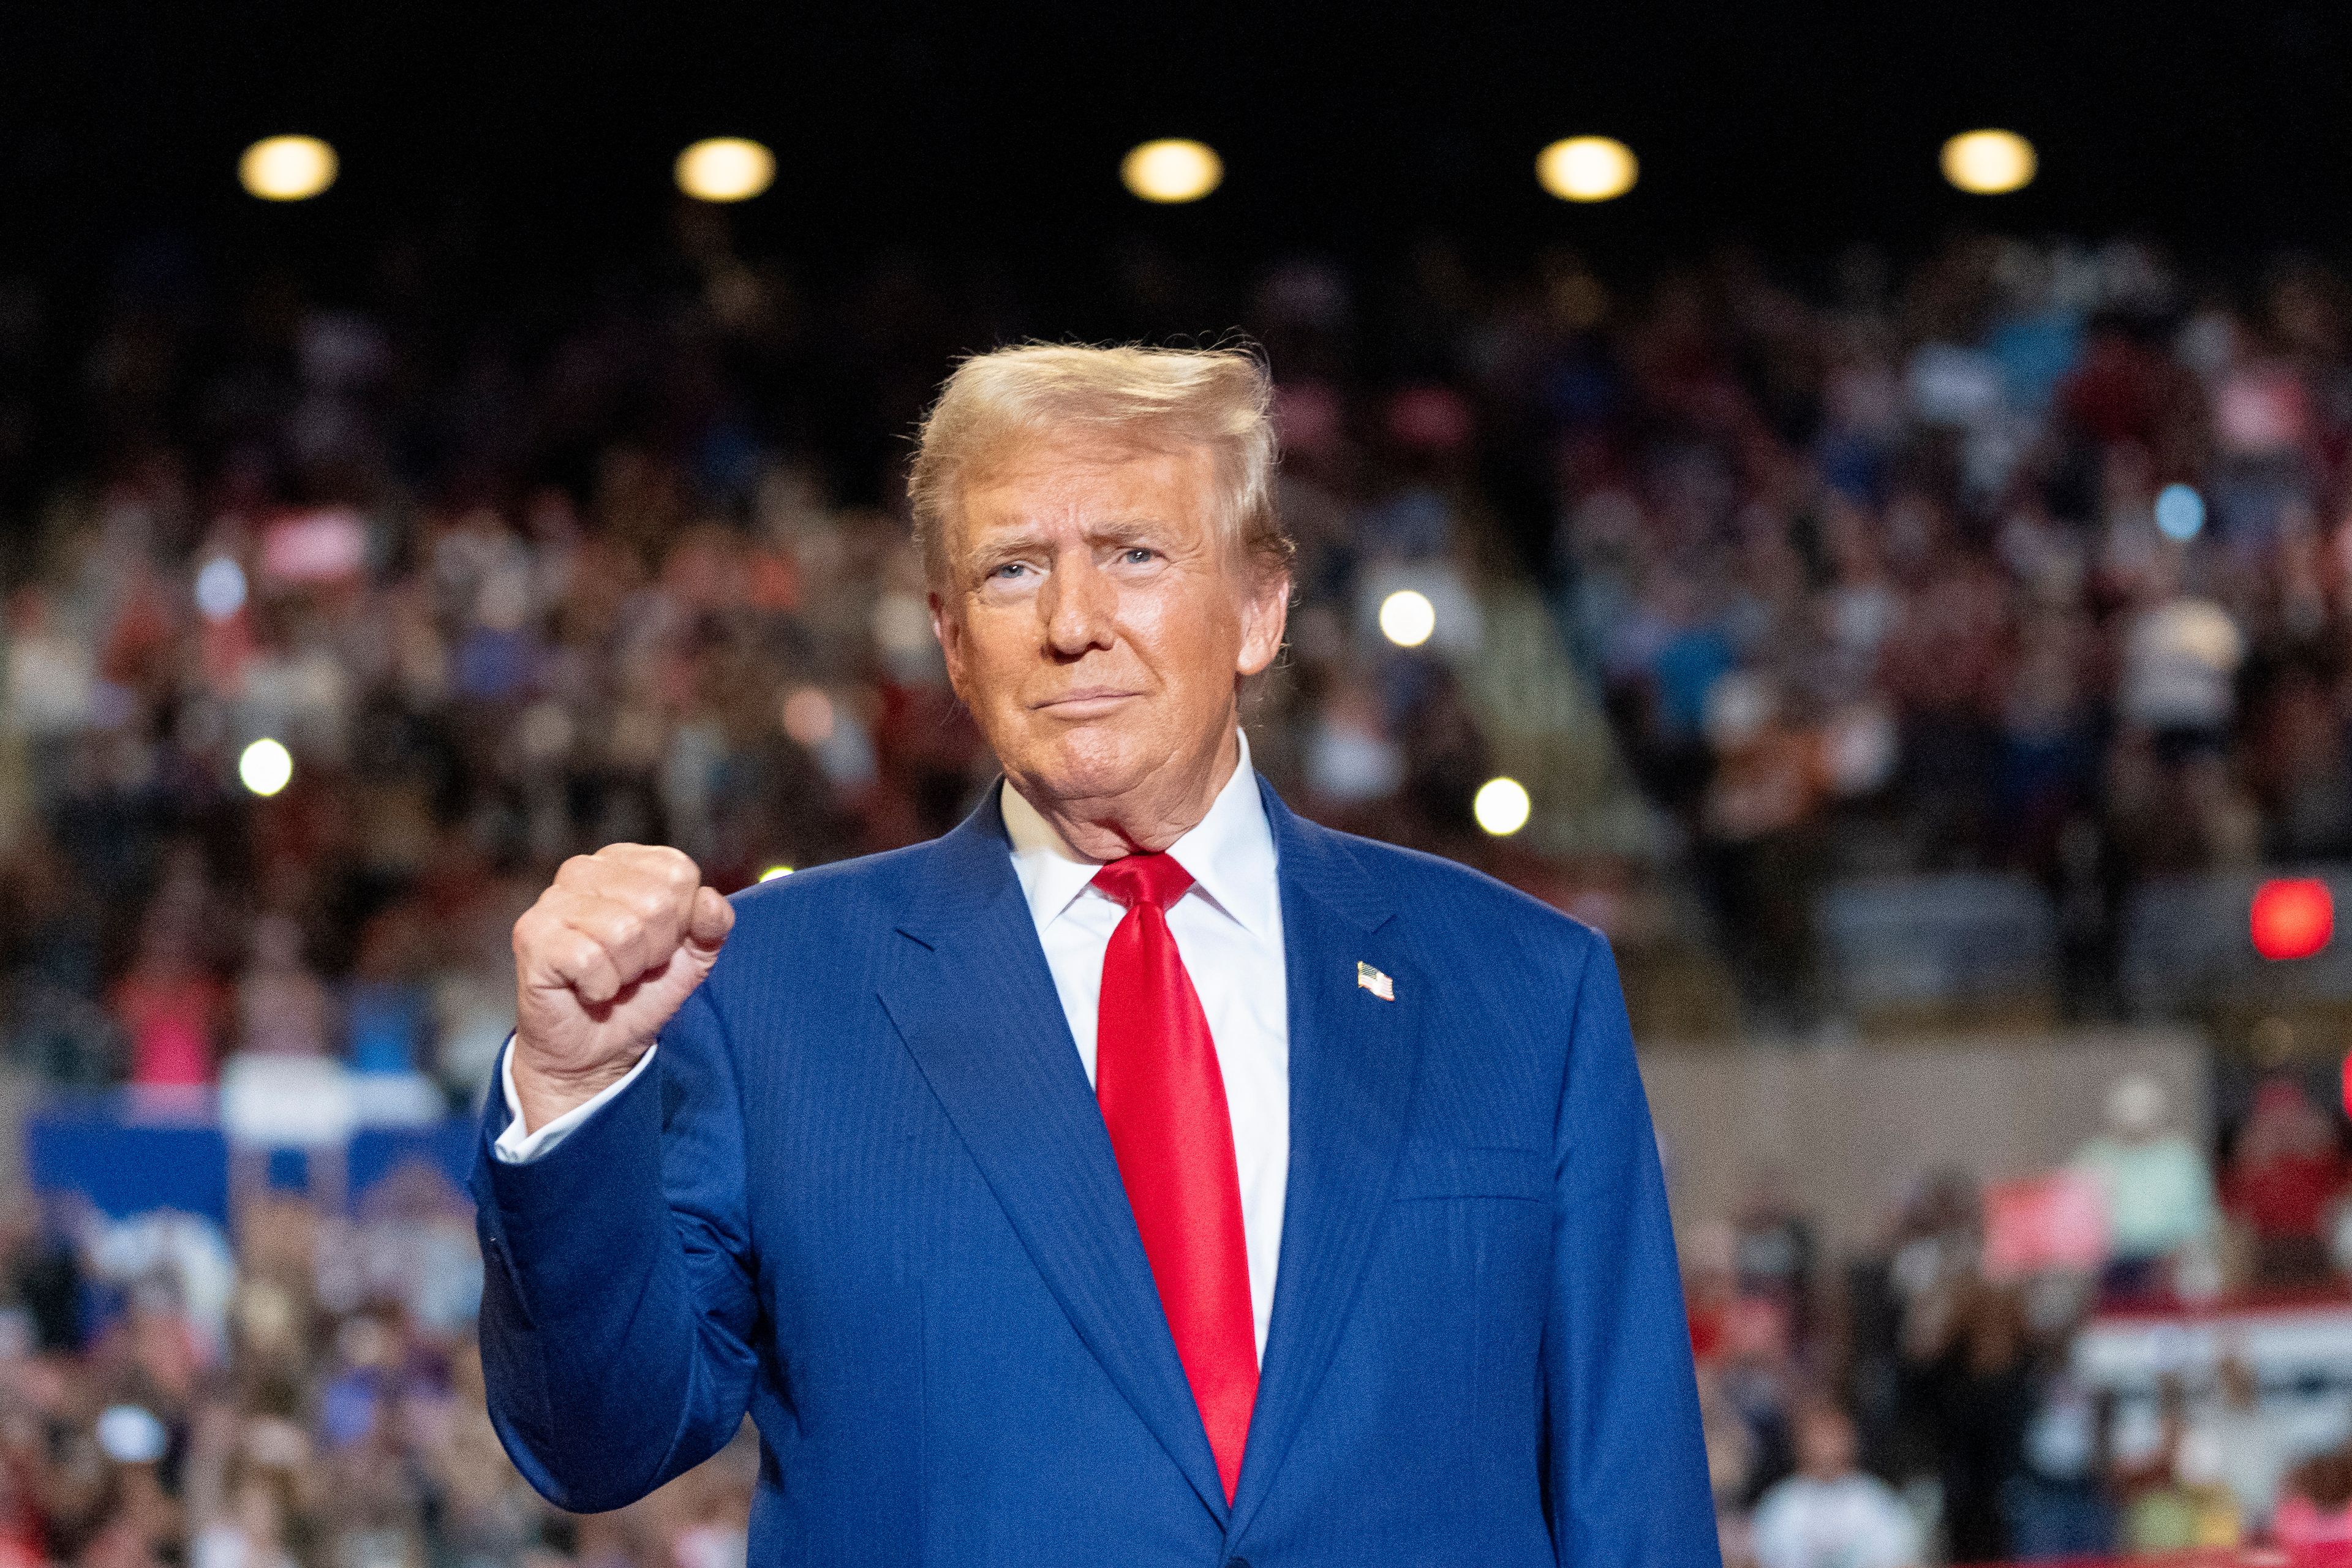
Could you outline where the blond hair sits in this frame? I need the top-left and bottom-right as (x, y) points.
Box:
(907, 342), (1291, 588)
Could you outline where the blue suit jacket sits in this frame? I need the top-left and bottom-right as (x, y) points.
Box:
(472, 781), (1718, 1567)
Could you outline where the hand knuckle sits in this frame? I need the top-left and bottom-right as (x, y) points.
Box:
(514, 908), (556, 952)
(616, 881), (669, 920)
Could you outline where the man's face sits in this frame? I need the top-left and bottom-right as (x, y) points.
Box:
(1795, 1409), (1856, 1481)
(929, 434), (1287, 819)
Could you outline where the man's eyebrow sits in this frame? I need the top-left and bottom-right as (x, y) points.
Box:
(959, 516), (1174, 563)
(962, 527), (1057, 562)
(1081, 516), (1176, 546)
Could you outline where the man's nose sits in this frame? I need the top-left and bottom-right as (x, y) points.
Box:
(1041, 556), (1115, 657)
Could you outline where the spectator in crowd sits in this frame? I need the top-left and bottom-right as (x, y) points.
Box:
(342, 910), (432, 1079)
(2275, 1442), (2352, 1551)
(0, 1193), (83, 1354)
(2117, 1422), (2241, 1551)
(1685, 1215), (1804, 1522)
(2204, 1352), (2289, 1536)
(1733, 1169), (1818, 1325)
(2005, 1356), (2117, 1558)
(1697, 1363), (1762, 1566)
(2224, 1077), (2348, 1287)
(1908, 1282), (2034, 1562)
(235, 918), (331, 1060)
(110, 911), (222, 1090)
(2069, 1074), (2220, 1296)
(1749, 1400), (1921, 1568)
(1839, 1168), (1985, 1494)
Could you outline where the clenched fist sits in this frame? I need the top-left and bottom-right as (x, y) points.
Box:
(510, 844), (736, 1133)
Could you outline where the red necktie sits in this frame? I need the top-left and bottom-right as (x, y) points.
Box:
(1091, 853), (1258, 1505)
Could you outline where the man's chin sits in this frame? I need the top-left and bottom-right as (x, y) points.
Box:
(1008, 736), (1153, 811)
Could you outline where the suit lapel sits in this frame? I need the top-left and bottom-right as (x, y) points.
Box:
(1228, 785), (1425, 1538)
(876, 797), (1230, 1525)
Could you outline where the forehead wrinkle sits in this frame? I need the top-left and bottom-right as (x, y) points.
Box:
(958, 505), (1185, 558)
(1084, 514), (1186, 547)
(949, 441), (1224, 577)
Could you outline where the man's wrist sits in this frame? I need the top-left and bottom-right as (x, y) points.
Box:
(510, 1043), (652, 1134)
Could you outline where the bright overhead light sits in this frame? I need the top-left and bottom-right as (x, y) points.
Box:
(1121, 139), (1224, 204)
(1473, 777), (1532, 837)
(239, 136), (338, 202)
(1378, 589), (1436, 649)
(759, 864), (794, 882)
(239, 738), (294, 797)
(676, 138), (776, 202)
(1536, 137), (1637, 203)
(1941, 130), (2036, 195)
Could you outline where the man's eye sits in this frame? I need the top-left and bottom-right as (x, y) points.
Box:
(1122, 548), (1156, 565)
(990, 562), (1030, 580)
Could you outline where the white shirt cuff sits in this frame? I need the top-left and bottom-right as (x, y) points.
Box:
(491, 1036), (659, 1164)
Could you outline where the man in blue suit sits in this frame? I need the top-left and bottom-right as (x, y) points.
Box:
(473, 344), (1718, 1567)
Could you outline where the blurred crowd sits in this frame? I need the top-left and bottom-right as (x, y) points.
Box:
(13, 1061), (2352, 1568)
(0, 213), (1660, 1096)
(1547, 236), (2352, 1028)
(6, 223), (2352, 1067)
(0, 1177), (750, 1568)
(1693, 1069), (2352, 1566)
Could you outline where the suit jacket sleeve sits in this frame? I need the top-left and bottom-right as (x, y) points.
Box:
(1547, 933), (1721, 1566)
(470, 982), (761, 1513)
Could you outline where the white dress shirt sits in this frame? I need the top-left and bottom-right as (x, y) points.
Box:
(495, 734), (1292, 1362)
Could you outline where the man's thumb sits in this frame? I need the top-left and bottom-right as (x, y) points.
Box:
(685, 884), (736, 954)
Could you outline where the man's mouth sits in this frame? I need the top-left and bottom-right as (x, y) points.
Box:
(1034, 687), (1142, 718)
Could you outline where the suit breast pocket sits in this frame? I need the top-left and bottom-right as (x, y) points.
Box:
(1389, 1143), (1549, 1202)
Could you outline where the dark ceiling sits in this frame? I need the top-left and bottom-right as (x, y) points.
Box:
(2, 0), (2346, 294)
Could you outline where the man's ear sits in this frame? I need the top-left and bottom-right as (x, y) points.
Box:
(929, 591), (969, 696)
(1235, 571), (1291, 678)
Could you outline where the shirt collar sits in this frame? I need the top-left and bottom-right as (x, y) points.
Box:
(1000, 731), (1280, 941)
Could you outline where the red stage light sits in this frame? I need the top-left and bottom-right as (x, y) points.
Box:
(2252, 878), (2334, 960)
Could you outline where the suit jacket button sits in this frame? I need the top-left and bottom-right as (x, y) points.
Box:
(1227, 1559), (1252, 1568)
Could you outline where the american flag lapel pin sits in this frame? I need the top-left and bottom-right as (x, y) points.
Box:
(1356, 961), (1395, 1001)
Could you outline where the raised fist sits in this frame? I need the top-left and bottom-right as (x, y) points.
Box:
(510, 844), (735, 1132)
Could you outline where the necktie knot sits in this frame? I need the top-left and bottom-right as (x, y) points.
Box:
(1091, 853), (1195, 912)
